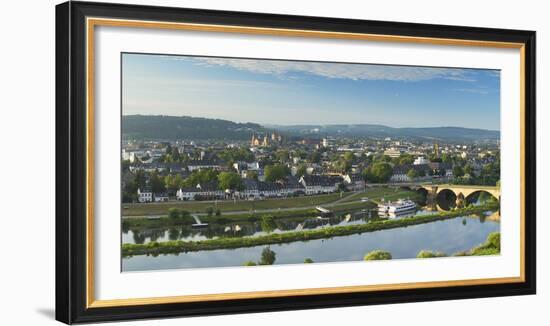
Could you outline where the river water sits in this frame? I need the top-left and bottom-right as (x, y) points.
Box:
(122, 204), (499, 271)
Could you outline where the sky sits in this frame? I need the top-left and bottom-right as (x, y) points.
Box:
(122, 53), (501, 130)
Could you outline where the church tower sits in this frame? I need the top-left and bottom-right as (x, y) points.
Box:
(433, 142), (440, 157)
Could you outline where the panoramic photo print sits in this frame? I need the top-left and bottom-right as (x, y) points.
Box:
(120, 53), (501, 271)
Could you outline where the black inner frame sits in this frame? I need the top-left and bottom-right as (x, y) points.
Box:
(56, 1), (536, 324)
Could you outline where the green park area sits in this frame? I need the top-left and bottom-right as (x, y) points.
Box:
(122, 186), (414, 218)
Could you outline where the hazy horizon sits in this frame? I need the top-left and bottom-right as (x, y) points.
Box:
(122, 53), (501, 130)
(122, 114), (499, 132)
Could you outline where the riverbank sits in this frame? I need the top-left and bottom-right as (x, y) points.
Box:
(123, 202), (376, 230)
(122, 202), (499, 257)
(122, 187), (412, 217)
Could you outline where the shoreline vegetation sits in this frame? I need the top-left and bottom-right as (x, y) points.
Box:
(122, 202), (499, 257)
(123, 203), (373, 230)
(362, 231), (500, 261)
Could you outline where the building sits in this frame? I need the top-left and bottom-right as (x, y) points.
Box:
(413, 156), (429, 165)
(384, 148), (402, 158)
(187, 160), (222, 172)
(299, 175), (342, 195)
(433, 142), (440, 157)
(176, 182), (225, 201)
(241, 179), (260, 199)
(342, 173), (366, 190)
(153, 192), (169, 202)
(257, 181), (283, 198)
(389, 165), (410, 183)
(137, 187), (153, 203)
(390, 164), (431, 183)
(251, 133), (280, 147)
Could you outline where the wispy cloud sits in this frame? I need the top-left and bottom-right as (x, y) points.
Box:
(191, 57), (479, 82)
(451, 87), (491, 95)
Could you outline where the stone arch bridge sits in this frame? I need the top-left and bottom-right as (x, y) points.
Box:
(412, 184), (500, 204)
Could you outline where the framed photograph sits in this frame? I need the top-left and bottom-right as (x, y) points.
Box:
(56, 1), (536, 324)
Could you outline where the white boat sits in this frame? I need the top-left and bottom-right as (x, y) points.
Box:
(378, 199), (417, 214)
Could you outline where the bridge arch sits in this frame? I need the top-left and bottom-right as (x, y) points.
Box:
(417, 184), (500, 204)
(436, 189), (457, 211)
(464, 190), (499, 205)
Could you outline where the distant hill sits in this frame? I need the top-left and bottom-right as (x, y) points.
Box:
(272, 124), (500, 140)
(122, 115), (499, 141)
(122, 115), (268, 140)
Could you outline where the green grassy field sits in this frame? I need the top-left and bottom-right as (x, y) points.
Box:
(122, 188), (421, 218)
(124, 200), (378, 229)
(336, 187), (415, 203)
(123, 192), (355, 216)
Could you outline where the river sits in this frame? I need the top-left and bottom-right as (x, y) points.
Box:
(122, 196), (500, 271)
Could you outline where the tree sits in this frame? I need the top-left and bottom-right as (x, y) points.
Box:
(164, 175), (180, 193)
(218, 147), (254, 163)
(336, 159), (352, 173)
(374, 155), (392, 163)
(407, 168), (419, 180)
(343, 152), (354, 162)
(417, 250), (447, 258)
(309, 151), (321, 164)
(171, 147), (181, 161)
(134, 170), (146, 189)
(243, 261), (257, 266)
(260, 215), (277, 233)
(182, 169), (219, 187)
(149, 171), (166, 193)
(206, 207), (214, 217)
(370, 162), (393, 183)
(215, 208), (221, 216)
(337, 182), (348, 192)
(259, 247), (276, 265)
(264, 164), (290, 182)
(464, 164), (474, 176)
(398, 154), (414, 165)
(363, 167), (375, 183)
(453, 166), (465, 178)
(364, 250), (392, 261)
(168, 208), (181, 219)
(295, 164), (307, 177)
(217, 172), (244, 191)
(304, 258), (314, 264)
(122, 159), (131, 172)
(246, 170), (258, 180)
(275, 150), (290, 163)
(441, 153), (452, 163)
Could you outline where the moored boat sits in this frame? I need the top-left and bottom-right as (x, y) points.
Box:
(378, 199), (417, 216)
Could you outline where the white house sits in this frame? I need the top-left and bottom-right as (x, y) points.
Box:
(299, 175), (341, 195)
(241, 179), (260, 199)
(176, 187), (200, 201)
(137, 187), (153, 203)
(342, 174), (366, 190)
(176, 182), (225, 201)
(187, 160), (223, 172)
(389, 166), (410, 183)
(413, 156), (429, 165)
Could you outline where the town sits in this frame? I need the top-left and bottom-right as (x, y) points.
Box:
(121, 131), (500, 204)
